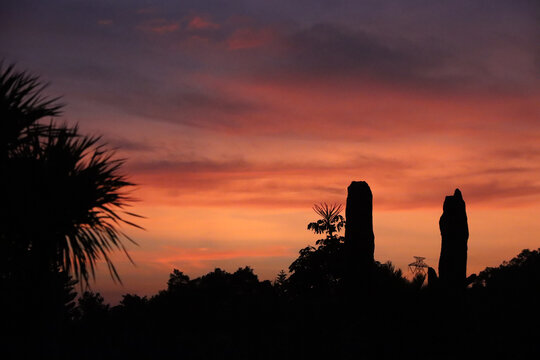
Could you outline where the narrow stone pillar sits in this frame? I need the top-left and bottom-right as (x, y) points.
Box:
(344, 181), (375, 267)
(438, 189), (469, 289)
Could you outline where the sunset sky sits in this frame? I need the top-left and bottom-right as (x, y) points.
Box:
(2, 0), (539, 302)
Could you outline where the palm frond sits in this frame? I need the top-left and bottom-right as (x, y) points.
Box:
(0, 62), (63, 152)
(308, 203), (345, 239)
(1, 64), (142, 287)
(313, 203), (343, 223)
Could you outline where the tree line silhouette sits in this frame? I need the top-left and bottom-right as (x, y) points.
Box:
(1, 64), (539, 359)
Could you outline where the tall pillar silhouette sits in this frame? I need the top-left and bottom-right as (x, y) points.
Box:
(344, 181), (375, 271)
(438, 189), (469, 289)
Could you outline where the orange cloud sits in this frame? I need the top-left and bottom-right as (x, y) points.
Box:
(187, 16), (220, 30)
(109, 76), (539, 212)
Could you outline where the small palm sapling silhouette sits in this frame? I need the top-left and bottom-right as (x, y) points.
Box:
(307, 203), (345, 242)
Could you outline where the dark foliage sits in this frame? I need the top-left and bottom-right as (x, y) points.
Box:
(54, 206), (540, 359)
(48, 247), (539, 360)
(473, 248), (540, 292)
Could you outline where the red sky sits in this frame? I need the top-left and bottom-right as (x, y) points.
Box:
(2, 0), (540, 302)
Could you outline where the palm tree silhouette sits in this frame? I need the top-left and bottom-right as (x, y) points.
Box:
(307, 203), (345, 240)
(0, 63), (141, 286)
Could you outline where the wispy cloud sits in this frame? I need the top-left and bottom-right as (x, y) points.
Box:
(187, 15), (220, 30)
(138, 18), (180, 34)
